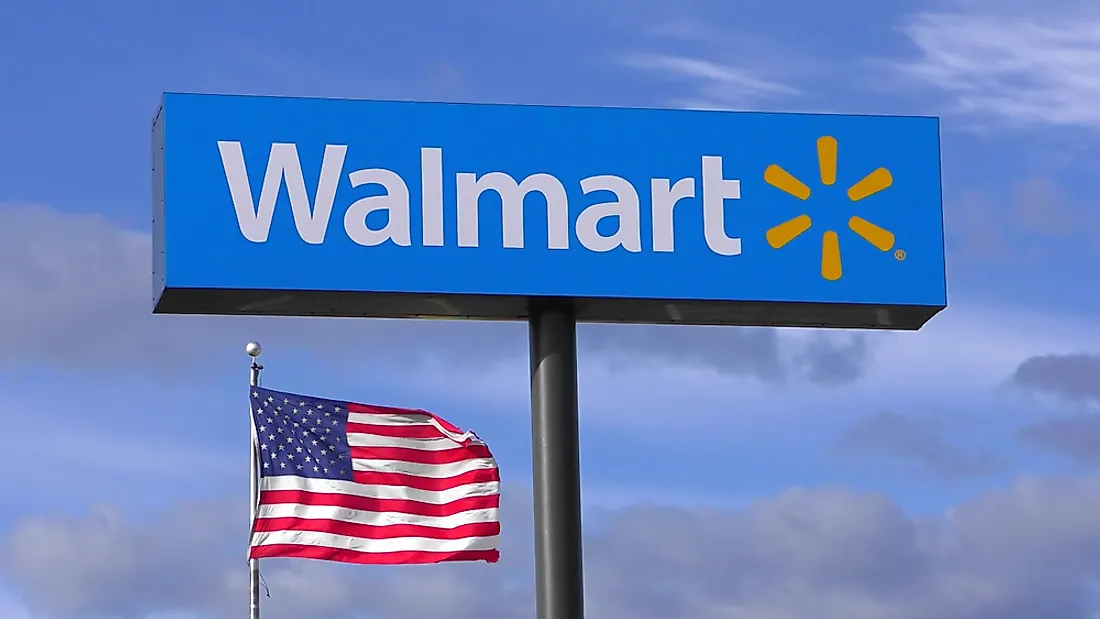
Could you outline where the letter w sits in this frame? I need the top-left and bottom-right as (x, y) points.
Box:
(217, 141), (347, 244)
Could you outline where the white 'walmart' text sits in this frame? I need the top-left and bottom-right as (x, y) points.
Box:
(217, 142), (744, 255)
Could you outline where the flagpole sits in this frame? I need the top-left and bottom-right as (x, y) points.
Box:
(246, 341), (263, 619)
(529, 303), (585, 619)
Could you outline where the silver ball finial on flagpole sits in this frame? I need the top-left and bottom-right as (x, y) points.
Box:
(246, 342), (263, 381)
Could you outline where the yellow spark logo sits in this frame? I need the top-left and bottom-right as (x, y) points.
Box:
(763, 136), (896, 281)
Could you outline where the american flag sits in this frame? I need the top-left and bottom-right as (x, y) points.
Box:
(248, 387), (500, 564)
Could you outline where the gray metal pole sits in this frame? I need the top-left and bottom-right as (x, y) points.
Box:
(528, 303), (585, 619)
(246, 342), (263, 619)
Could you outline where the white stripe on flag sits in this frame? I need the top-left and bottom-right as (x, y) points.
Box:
(260, 475), (499, 505)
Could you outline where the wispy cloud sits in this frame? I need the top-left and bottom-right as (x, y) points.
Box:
(833, 410), (997, 479)
(946, 177), (1098, 265)
(617, 53), (799, 110)
(894, 9), (1100, 129)
(1019, 414), (1100, 464)
(1009, 352), (1100, 405)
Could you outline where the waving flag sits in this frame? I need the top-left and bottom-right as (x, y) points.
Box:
(248, 387), (500, 564)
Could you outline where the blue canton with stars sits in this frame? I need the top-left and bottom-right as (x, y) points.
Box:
(251, 387), (353, 480)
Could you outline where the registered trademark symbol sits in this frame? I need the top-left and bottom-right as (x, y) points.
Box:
(895, 249), (906, 261)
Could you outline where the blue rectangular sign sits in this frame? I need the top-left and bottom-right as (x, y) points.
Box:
(153, 93), (946, 329)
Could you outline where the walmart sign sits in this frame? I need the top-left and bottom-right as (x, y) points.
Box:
(152, 93), (946, 329)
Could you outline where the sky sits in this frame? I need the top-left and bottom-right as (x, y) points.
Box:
(1, 0), (1100, 617)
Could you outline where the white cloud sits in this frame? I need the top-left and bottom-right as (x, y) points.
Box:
(894, 8), (1100, 128)
(7, 201), (1100, 435)
(861, 303), (1100, 397)
(6, 475), (1100, 618)
(0, 202), (873, 388)
(0, 413), (235, 489)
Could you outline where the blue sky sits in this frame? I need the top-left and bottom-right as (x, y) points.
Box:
(2, 1), (1100, 618)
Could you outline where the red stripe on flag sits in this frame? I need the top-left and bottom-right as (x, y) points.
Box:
(253, 517), (501, 540)
(346, 422), (452, 439)
(250, 544), (500, 564)
(349, 444), (493, 465)
(259, 490), (500, 517)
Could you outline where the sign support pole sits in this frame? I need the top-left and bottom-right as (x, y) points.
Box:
(246, 342), (263, 619)
(528, 302), (585, 619)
